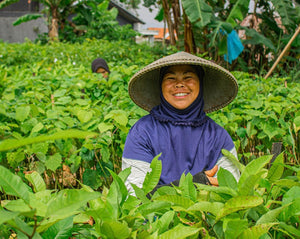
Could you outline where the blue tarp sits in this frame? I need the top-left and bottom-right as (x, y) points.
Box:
(223, 30), (244, 64)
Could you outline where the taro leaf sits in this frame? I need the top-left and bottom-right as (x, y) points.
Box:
(77, 109), (93, 123)
(181, 0), (213, 28)
(0, 165), (31, 203)
(45, 189), (101, 220)
(45, 153), (62, 172)
(25, 171), (46, 192)
(267, 152), (284, 182)
(42, 216), (73, 239)
(0, 209), (19, 225)
(238, 155), (272, 189)
(31, 122), (44, 134)
(13, 14), (43, 26)
(217, 167), (238, 191)
(216, 196), (263, 221)
(0, 129), (98, 152)
(98, 122), (113, 133)
(142, 153), (162, 194)
(238, 223), (277, 239)
(101, 220), (130, 239)
(15, 106), (30, 122)
(187, 201), (224, 216)
(105, 110), (128, 127)
(158, 223), (200, 239)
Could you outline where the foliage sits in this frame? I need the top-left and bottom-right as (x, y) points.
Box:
(0, 39), (299, 237)
(0, 151), (299, 238)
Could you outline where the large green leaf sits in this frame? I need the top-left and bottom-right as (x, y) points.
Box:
(238, 223), (277, 239)
(0, 209), (19, 224)
(216, 195), (263, 221)
(42, 217), (73, 239)
(158, 223), (200, 239)
(256, 204), (291, 225)
(217, 167), (238, 190)
(226, 0), (250, 27)
(0, 166), (31, 203)
(0, 129), (98, 152)
(13, 14), (43, 26)
(187, 201), (224, 216)
(101, 220), (131, 239)
(142, 153), (162, 194)
(25, 171), (46, 192)
(155, 194), (194, 209)
(267, 152), (285, 182)
(242, 28), (276, 50)
(0, 0), (19, 9)
(45, 189), (101, 220)
(238, 155), (272, 190)
(182, 0), (213, 28)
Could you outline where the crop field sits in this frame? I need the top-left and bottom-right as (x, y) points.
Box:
(0, 40), (299, 238)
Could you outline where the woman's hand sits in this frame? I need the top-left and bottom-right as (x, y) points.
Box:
(205, 165), (219, 186)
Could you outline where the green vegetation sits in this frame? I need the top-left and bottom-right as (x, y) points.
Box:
(0, 40), (299, 238)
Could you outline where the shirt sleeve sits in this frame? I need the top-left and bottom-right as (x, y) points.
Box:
(122, 120), (155, 194)
(215, 147), (240, 182)
(122, 157), (151, 194)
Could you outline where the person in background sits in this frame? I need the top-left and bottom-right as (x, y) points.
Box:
(91, 58), (110, 79)
(122, 51), (240, 195)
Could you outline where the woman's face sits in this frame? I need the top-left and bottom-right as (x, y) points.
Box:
(96, 67), (109, 79)
(161, 65), (200, 110)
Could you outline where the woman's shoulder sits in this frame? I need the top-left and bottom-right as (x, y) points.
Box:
(129, 114), (156, 132)
(206, 117), (232, 137)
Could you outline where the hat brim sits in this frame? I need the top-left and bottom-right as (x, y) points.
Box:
(129, 52), (238, 113)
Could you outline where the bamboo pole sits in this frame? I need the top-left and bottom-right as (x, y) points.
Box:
(264, 24), (300, 79)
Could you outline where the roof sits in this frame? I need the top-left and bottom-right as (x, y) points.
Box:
(109, 0), (144, 24)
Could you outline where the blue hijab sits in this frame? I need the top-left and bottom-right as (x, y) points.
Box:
(123, 65), (234, 184)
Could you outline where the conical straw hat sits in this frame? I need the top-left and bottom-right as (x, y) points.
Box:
(128, 51), (238, 113)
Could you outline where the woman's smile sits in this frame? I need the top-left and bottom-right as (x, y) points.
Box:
(162, 65), (200, 110)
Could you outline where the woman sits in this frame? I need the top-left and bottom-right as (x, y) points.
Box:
(122, 52), (240, 193)
(91, 58), (110, 79)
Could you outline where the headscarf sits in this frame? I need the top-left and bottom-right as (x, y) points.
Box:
(91, 58), (110, 73)
(150, 65), (207, 127)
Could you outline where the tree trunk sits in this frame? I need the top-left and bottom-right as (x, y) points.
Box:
(171, 0), (181, 39)
(49, 6), (59, 41)
(183, 11), (195, 53)
(161, 0), (176, 45)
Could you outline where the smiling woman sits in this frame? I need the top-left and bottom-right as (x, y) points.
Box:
(122, 52), (240, 196)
